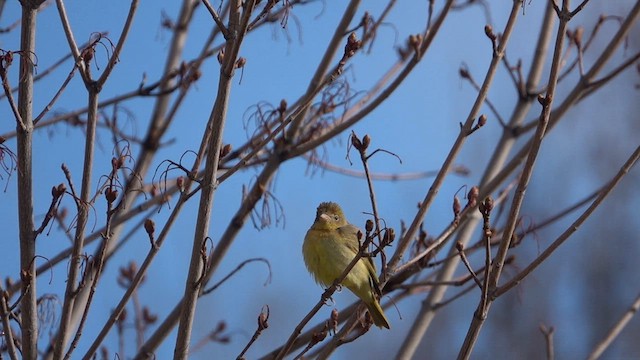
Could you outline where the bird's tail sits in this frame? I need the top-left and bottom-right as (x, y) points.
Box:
(366, 299), (390, 329)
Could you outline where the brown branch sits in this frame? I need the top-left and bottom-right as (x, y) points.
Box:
(456, 1), (569, 356)
(15, 1), (41, 358)
(237, 306), (270, 360)
(174, 1), (257, 357)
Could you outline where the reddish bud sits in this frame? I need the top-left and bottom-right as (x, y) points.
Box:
(105, 188), (118, 203)
(351, 133), (363, 150)
(345, 32), (362, 57)
(330, 308), (339, 329)
(484, 197), (494, 212)
(479, 196), (494, 215)
(453, 196), (461, 217)
(484, 25), (496, 40)
(214, 321), (227, 333)
(220, 143), (232, 158)
(177, 176), (185, 191)
(111, 156), (124, 170)
(408, 34), (422, 53)
(142, 307), (158, 324)
(467, 186), (479, 208)
(459, 67), (470, 79)
(278, 99), (287, 114)
(235, 57), (246, 69)
(573, 27), (584, 46)
(258, 308), (269, 330)
(478, 114), (487, 127)
(383, 228), (395, 244)
(365, 219), (374, 233)
(312, 328), (328, 343)
(82, 48), (94, 63)
(362, 134), (371, 150)
(144, 218), (155, 237)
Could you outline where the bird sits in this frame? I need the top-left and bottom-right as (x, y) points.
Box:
(302, 201), (390, 329)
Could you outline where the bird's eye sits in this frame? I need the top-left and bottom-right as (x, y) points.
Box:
(333, 215), (340, 221)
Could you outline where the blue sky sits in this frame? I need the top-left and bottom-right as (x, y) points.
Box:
(1, 1), (639, 359)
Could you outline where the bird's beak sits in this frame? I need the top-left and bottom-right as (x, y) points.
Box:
(319, 213), (331, 222)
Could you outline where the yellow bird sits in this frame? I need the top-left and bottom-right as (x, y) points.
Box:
(302, 202), (390, 329)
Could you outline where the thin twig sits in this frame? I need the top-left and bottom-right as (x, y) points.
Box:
(33, 64), (77, 125)
(539, 324), (555, 360)
(495, 145), (640, 298)
(237, 306), (270, 360)
(202, 258), (271, 295)
(201, 0), (229, 38)
(0, 283), (19, 360)
(587, 292), (640, 360)
(63, 162), (122, 360)
(456, 243), (482, 289)
(97, 0), (139, 86)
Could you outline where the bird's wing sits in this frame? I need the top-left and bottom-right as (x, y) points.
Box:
(337, 224), (361, 254)
(337, 223), (382, 297)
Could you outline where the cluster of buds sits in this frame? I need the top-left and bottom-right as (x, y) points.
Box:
(51, 183), (66, 198)
(408, 33), (423, 54)
(381, 227), (395, 247)
(235, 57), (246, 69)
(117, 261), (140, 288)
(105, 187), (118, 204)
(466, 114), (487, 136)
(365, 219), (374, 233)
(111, 156), (125, 171)
(478, 196), (494, 217)
(567, 26), (584, 48)
(144, 218), (156, 248)
(345, 32), (362, 58)
(335, 32), (362, 77)
(351, 132), (371, 153)
(453, 186), (480, 224)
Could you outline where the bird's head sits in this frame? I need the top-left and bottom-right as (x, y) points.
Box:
(312, 202), (348, 230)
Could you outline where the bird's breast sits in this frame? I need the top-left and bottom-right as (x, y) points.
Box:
(303, 229), (358, 286)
